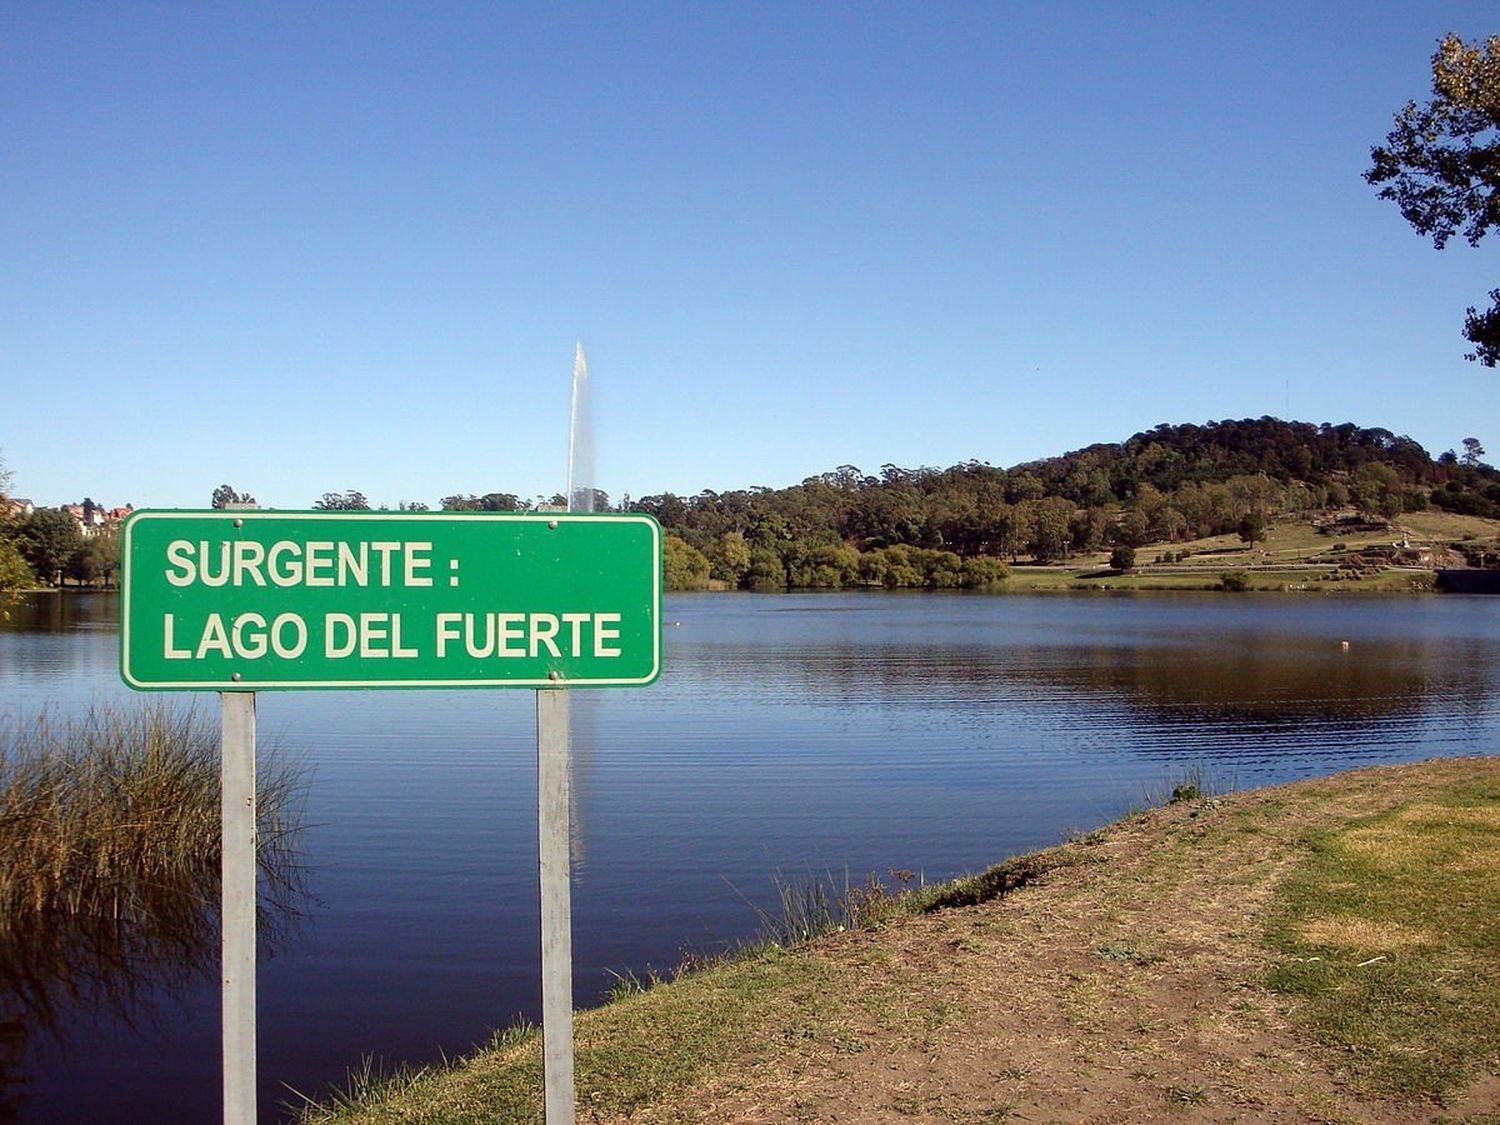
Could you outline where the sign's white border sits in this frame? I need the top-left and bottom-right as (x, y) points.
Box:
(120, 511), (663, 690)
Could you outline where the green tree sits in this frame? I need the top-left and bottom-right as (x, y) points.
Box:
(864, 545), (923, 588)
(19, 509), (83, 586)
(1220, 570), (1252, 592)
(66, 536), (117, 587)
(1111, 508), (1150, 548)
(706, 531), (752, 587)
(745, 545), (786, 590)
(0, 450), (28, 610)
(958, 556), (1008, 588)
(1026, 498), (1074, 562)
(1351, 462), (1404, 516)
(0, 540), (31, 609)
(441, 493), (527, 511)
(312, 490), (370, 511)
(1462, 436), (1487, 466)
(1237, 512), (1267, 545)
(1109, 545), (1136, 572)
(211, 484), (256, 508)
(1150, 505), (1187, 542)
(1006, 472), (1046, 503)
(0, 541), (32, 606)
(1366, 34), (1500, 364)
(1070, 507), (1110, 553)
(997, 504), (1034, 561)
(785, 540), (859, 588)
(663, 535), (710, 591)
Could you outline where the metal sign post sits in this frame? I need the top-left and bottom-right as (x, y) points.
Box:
(536, 689), (575, 1123)
(220, 691), (257, 1125)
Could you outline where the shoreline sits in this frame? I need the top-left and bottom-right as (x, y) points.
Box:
(303, 756), (1500, 1123)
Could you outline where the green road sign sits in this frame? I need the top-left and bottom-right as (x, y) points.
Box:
(120, 511), (662, 690)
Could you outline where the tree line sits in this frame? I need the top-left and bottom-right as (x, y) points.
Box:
(3, 418), (1494, 599)
(629, 419), (1496, 588)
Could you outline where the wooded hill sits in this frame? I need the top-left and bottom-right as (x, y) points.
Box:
(623, 418), (1498, 589)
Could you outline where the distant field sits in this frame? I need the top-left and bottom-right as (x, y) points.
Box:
(1009, 511), (1498, 593)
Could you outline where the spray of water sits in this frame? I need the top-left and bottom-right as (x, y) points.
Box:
(567, 343), (595, 514)
(564, 342), (595, 870)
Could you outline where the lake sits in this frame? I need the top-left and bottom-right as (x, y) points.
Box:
(2, 590), (1498, 1122)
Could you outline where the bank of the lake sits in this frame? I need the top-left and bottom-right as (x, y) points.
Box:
(308, 756), (1500, 1124)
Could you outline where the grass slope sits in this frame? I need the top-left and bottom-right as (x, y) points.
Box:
(303, 757), (1500, 1124)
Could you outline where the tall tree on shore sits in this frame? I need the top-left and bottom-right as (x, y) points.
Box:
(1366, 34), (1500, 365)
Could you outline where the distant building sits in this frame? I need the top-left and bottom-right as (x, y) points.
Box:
(63, 502), (110, 537)
(4, 497), (35, 519)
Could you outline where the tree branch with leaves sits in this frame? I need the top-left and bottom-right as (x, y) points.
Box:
(1367, 33), (1500, 365)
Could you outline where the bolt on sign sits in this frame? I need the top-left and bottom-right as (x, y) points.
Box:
(120, 511), (662, 690)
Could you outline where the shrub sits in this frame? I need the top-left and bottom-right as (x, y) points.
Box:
(1219, 570), (1251, 591)
(1109, 546), (1136, 572)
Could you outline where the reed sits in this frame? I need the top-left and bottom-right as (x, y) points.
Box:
(0, 702), (302, 929)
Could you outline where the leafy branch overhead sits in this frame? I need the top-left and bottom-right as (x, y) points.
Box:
(1366, 34), (1500, 365)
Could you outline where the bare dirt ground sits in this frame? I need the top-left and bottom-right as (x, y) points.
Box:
(601, 759), (1500, 1125)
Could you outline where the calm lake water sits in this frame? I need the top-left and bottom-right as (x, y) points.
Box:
(2, 590), (1498, 1122)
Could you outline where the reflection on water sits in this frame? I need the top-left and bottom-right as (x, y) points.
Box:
(0, 863), (304, 1124)
(674, 594), (1499, 764)
(0, 590), (1496, 1122)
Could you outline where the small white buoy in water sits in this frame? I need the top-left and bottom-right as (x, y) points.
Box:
(1340, 640), (1350, 652)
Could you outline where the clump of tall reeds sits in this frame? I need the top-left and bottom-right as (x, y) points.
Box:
(0, 703), (304, 1034)
(0, 703), (302, 927)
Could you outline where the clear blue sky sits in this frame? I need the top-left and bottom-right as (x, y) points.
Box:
(4, 2), (1496, 510)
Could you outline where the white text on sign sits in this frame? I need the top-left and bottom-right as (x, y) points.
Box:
(161, 611), (623, 661)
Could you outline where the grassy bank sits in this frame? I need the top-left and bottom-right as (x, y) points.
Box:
(301, 757), (1500, 1123)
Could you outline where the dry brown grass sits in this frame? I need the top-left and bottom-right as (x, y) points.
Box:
(0, 703), (302, 923)
(1297, 916), (1434, 951)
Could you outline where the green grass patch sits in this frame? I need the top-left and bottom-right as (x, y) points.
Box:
(297, 946), (842, 1123)
(1264, 772), (1500, 1100)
